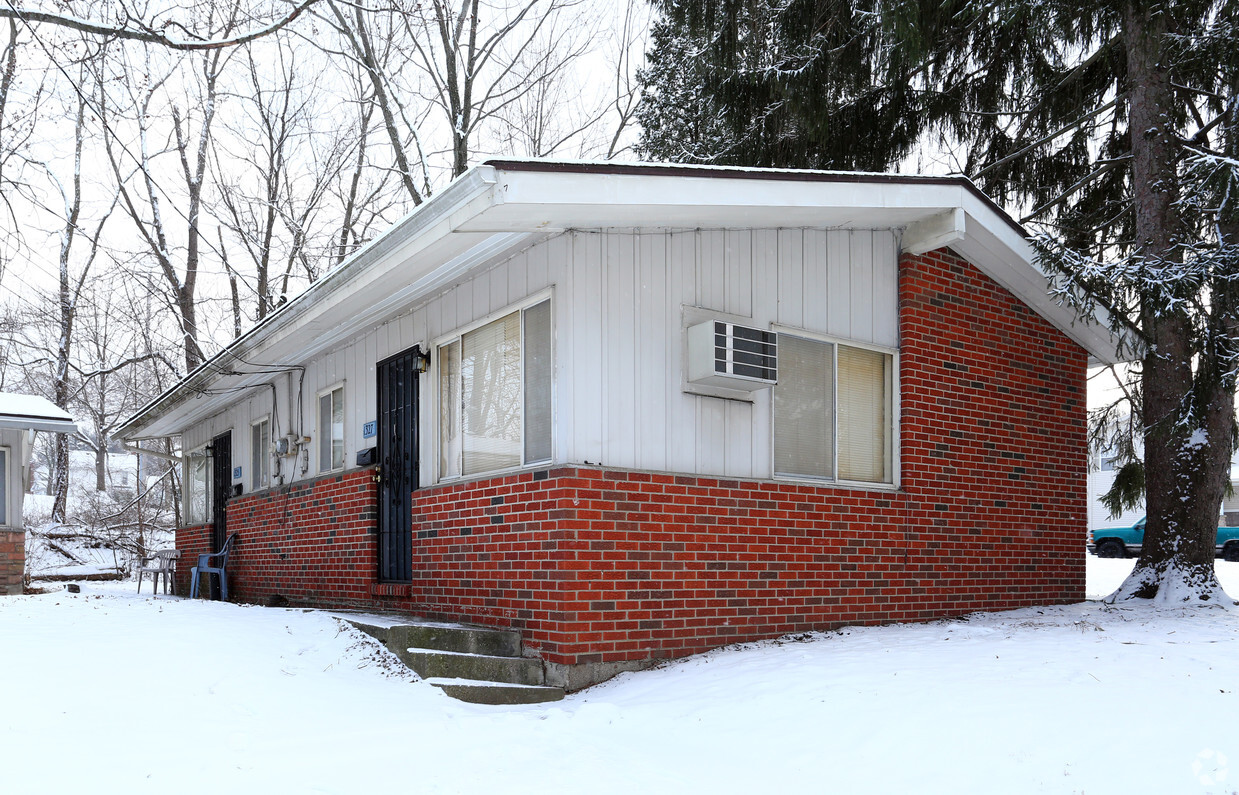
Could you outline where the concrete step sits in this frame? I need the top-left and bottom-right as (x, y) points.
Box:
(342, 618), (522, 657)
(341, 616), (555, 703)
(426, 678), (565, 705)
(387, 624), (522, 657)
(398, 648), (546, 686)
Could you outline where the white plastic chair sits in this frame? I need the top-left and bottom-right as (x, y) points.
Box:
(137, 549), (182, 595)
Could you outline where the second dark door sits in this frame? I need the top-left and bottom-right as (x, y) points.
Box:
(209, 431), (232, 599)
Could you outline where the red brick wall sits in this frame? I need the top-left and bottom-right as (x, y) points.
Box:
(396, 248), (1088, 665)
(178, 246), (1087, 669)
(1, 528), (24, 595)
(175, 469), (380, 607)
(174, 524), (208, 595)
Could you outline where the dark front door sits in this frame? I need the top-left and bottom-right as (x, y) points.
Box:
(377, 346), (421, 582)
(209, 431), (232, 599)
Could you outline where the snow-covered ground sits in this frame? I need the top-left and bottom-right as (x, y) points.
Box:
(3, 559), (1238, 794)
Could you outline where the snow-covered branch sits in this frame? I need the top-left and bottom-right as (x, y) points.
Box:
(0, 0), (319, 51)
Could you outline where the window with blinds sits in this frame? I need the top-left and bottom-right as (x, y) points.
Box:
(439, 298), (552, 480)
(774, 333), (894, 485)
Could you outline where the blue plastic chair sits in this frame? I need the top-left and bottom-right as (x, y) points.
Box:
(189, 534), (238, 600)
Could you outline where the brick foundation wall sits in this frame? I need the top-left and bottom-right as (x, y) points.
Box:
(1, 528), (24, 595)
(176, 246), (1087, 670)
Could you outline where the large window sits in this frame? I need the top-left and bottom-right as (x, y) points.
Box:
(251, 417), (271, 490)
(0, 447), (8, 526)
(186, 447), (211, 525)
(439, 298), (552, 479)
(319, 386), (345, 472)
(774, 333), (894, 485)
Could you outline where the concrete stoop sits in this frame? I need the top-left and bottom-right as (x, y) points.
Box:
(345, 618), (565, 705)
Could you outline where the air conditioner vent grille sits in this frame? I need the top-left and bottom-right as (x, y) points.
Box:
(687, 320), (778, 391)
(715, 322), (777, 381)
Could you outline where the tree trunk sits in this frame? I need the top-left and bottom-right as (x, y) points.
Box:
(95, 445), (106, 491)
(1113, 3), (1227, 602)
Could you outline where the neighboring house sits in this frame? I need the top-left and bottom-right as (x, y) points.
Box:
(1086, 428), (1238, 533)
(0, 393), (77, 594)
(1226, 462), (1239, 526)
(119, 160), (1124, 688)
(1086, 446), (1145, 534)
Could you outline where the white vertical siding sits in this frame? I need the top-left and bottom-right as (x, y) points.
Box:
(635, 233), (668, 472)
(185, 226), (899, 487)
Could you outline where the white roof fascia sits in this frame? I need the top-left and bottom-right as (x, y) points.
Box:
(0, 393), (78, 434)
(951, 188), (1124, 366)
(461, 169), (969, 233)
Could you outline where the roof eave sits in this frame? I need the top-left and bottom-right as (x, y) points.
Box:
(117, 166), (503, 441)
(119, 160), (1131, 440)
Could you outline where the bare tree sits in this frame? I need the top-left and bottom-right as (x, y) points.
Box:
(24, 67), (116, 522)
(403, 0), (593, 176)
(70, 280), (172, 492)
(0, 0), (319, 51)
(318, 0), (433, 204)
(599, 0), (644, 160)
(213, 39), (352, 322)
(99, 11), (241, 372)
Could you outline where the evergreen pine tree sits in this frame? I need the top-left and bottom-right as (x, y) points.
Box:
(638, 0), (1239, 601)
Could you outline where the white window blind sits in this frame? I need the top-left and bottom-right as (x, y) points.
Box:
(774, 334), (894, 485)
(774, 334), (835, 479)
(461, 311), (522, 475)
(837, 345), (891, 483)
(523, 299), (552, 464)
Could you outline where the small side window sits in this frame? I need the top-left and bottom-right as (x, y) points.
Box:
(186, 447), (211, 525)
(251, 418), (271, 490)
(319, 386), (345, 472)
(0, 447), (9, 526)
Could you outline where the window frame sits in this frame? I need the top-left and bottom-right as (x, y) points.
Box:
(770, 326), (899, 490)
(184, 444), (212, 526)
(0, 445), (9, 527)
(317, 383), (346, 474)
(251, 415), (272, 491)
(433, 290), (554, 483)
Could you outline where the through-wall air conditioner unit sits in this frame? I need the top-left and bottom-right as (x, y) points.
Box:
(687, 320), (777, 390)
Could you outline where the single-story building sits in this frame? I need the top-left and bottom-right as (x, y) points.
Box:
(0, 393), (78, 594)
(119, 160), (1122, 688)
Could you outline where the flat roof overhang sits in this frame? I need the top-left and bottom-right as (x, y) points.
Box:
(119, 160), (1129, 441)
(0, 393), (78, 434)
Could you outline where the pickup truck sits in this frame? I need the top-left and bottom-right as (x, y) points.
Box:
(1089, 517), (1239, 561)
